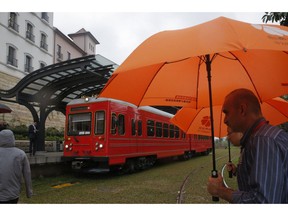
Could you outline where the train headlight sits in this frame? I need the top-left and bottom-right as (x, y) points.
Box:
(65, 144), (69, 149)
(95, 142), (103, 151)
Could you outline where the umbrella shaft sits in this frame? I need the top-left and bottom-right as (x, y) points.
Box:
(205, 54), (217, 171)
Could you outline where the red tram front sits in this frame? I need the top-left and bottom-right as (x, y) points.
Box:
(62, 97), (212, 173)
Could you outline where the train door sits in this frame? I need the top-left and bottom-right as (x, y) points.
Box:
(131, 111), (142, 154)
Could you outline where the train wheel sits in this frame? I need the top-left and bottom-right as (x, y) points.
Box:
(123, 159), (136, 174)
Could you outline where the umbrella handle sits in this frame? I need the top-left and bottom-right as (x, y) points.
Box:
(211, 170), (220, 202)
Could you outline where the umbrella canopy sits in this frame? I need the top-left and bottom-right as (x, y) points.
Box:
(100, 16), (288, 108)
(170, 97), (288, 138)
(0, 103), (12, 113)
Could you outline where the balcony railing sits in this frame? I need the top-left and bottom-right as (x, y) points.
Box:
(57, 52), (63, 60)
(8, 19), (19, 32)
(24, 64), (34, 73)
(26, 31), (35, 42)
(40, 41), (48, 51)
(7, 56), (18, 67)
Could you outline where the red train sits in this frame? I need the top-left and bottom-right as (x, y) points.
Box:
(62, 97), (212, 173)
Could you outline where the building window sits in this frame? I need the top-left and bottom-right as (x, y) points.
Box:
(169, 125), (175, 138)
(147, 120), (155, 137)
(163, 123), (169, 138)
(26, 22), (35, 42)
(137, 120), (142, 136)
(111, 113), (117, 135)
(24, 55), (33, 73)
(40, 62), (46, 68)
(67, 51), (71, 60)
(57, 45), (63, 60)
(156, 122), (162, 137)
(131, 119), (136, 136)
(95, 111), (105, 135)
(8, 12), (19, 32)
(40, 33), (48, 50)
(118, 114), (125, 135)
(7, 46), (18, 67)
(41, 12), (49, 22)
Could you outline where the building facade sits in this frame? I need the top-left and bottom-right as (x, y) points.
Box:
(0, 12), (100, 130)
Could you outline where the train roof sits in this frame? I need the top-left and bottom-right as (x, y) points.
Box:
(67, 97), (174, 118)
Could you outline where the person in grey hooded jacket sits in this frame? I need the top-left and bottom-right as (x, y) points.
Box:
(0, 129), (33, 203)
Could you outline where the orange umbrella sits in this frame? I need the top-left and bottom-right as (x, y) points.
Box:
(99, 17), (288, 200)
(171, 97), (288, 138)
(100, 17), (288, 108)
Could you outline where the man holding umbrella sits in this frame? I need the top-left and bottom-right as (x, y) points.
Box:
(207, 88), (288, 203)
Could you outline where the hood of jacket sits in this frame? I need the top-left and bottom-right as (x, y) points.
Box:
(0, 129), (15, 147)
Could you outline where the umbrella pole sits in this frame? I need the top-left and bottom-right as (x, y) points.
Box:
(228, 140), (233, 178)
(205, 54), (219, 202)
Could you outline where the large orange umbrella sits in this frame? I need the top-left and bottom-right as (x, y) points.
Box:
(99, 17), (288, 201)
(171, 97), (288, 138)
(100, 17), (288, 108)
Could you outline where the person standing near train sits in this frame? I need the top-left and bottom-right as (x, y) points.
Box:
(207, 88), (288, 203)
(28, 121), (38, 156)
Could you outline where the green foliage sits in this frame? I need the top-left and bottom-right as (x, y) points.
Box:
(11, 124), (28, 139)
(45, 127), (64, 140)
(8, 125), (64, 141)
(262, 12), (288, 26)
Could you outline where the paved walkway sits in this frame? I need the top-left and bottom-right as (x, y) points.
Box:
(27, 151), (63, 165)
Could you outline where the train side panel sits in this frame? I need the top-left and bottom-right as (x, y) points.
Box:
(62, 97), (212, 172)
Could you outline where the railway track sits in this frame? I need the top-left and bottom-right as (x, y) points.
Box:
(176, 150), (236, 204)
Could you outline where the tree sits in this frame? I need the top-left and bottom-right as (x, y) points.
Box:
(262, 12), (288, 26)
(262, 12), (288, 131)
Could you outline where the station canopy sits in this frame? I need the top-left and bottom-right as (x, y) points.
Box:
(0, 55), (117, 113)
(0, 54), (179, 115)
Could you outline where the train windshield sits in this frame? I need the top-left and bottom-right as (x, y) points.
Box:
(68, 113), (91, 136)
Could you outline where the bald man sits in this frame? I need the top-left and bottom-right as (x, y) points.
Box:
(207, 88), (288, 203)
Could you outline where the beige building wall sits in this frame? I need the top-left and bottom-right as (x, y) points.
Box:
(54, 28), (86, 63)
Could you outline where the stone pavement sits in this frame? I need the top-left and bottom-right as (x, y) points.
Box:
(27, 151), (63, 165)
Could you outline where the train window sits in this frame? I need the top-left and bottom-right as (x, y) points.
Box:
(175, 126), (179, 138)
(138, 120), (142, 136)
(95, 111), (105, 135)
(169, 124), (174, 138)
(163, 123), (169, 138)
(118, 114), (125, 135)
(68, 113), (91, 136)
(156, 122), (162, 137)
(111, 113), (117, 135)
(147, 120), (154, 136)
(131, 119), (136, 136)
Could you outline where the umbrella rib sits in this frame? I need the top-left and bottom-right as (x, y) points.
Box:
(196, 56), (205, 109)
(138, 62), (166, 106)
(228, 51), (263, 103)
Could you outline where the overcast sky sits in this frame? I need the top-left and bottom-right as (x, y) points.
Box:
(3, 0), (281, 65)
(53, 12), (267, 65)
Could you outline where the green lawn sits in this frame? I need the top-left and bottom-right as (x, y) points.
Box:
(19, 148), (239, 204)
